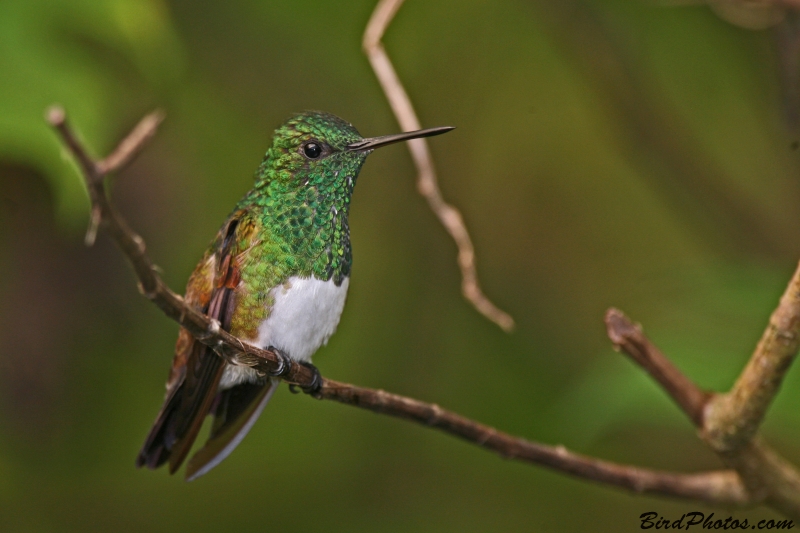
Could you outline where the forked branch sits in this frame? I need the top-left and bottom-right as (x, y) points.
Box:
(607, 309), (800, 517)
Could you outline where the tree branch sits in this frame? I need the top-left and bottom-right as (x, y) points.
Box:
(704, 261), (800, 452)
(48, 105), (758, 508)
(605, 308), (711, 427)
(96, 111), (165, 175)
(605, 308), (800, 518)
(322, 378), (750, 505)
(362, 0), (515, 332)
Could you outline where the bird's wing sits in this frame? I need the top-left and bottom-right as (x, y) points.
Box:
(136, 211), (252, 473)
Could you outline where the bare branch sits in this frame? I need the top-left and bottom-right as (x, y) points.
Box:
(48, 106), (100, 181)
(605, 308), (711, 426)
(721, 439), (800, 518)
(97, 110), (165, 175)
(48, 106), (105, 244)
(320, 378), (750, 505)
(704, 261), (800, 452)
(607, 307), (800, 518)
(362, 0), (515, 332)
(48, 106), (762, 508)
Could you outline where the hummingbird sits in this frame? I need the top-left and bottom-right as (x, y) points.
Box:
(136, 111), (453, 481)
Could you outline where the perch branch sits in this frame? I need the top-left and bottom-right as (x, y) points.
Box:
(48, 106), (757, 507)
(322, 378), (748, 504)
(362, 0), (515, 332)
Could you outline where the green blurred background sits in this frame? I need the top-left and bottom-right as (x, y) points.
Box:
(1, 0), (799, 531)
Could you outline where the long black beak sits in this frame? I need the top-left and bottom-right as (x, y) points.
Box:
(346, 126), (455, 152)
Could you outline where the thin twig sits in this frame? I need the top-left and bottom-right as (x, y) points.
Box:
(48, 106), (759, 507)
(704, 261), (800, 452)
(97, 110), (165, 175)
(605, 308), (711, 426)
(362, 0), (515, 332)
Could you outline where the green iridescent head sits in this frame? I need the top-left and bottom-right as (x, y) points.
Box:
(255, 112), (364, 194)
(254, 111), (454, 194)
(240, 111), (453, 284)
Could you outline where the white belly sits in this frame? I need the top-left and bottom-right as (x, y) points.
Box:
(219, 275), (350, 388)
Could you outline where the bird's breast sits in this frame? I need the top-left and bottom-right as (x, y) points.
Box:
(257, 275), (350, 362)
(219, 275), (350, 389)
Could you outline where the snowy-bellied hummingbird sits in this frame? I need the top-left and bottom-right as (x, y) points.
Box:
(136, 111), (453, 480)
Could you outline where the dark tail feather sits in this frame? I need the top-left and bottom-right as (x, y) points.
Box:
(136, 383), (182, 469)
(136, 346), (225, 473)
(185, 378), (278, 481)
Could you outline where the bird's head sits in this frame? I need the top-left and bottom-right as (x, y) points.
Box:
(255, 111), (453, 197)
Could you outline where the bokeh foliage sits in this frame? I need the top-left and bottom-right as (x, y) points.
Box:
(1, 0), (799, 531)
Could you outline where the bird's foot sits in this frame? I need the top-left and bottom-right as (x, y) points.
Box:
(267, 346), (293, 378)
(288, 362), (323, 399)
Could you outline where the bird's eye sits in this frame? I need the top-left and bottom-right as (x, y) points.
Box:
(303, 142), (322, 159)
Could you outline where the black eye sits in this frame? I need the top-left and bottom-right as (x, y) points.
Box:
(303, 142), (322, 159)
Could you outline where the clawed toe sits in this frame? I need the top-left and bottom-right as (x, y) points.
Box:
(267, 346), (293, 378)
(269, 351), (322, 398)
(298, 362), (323, 398)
